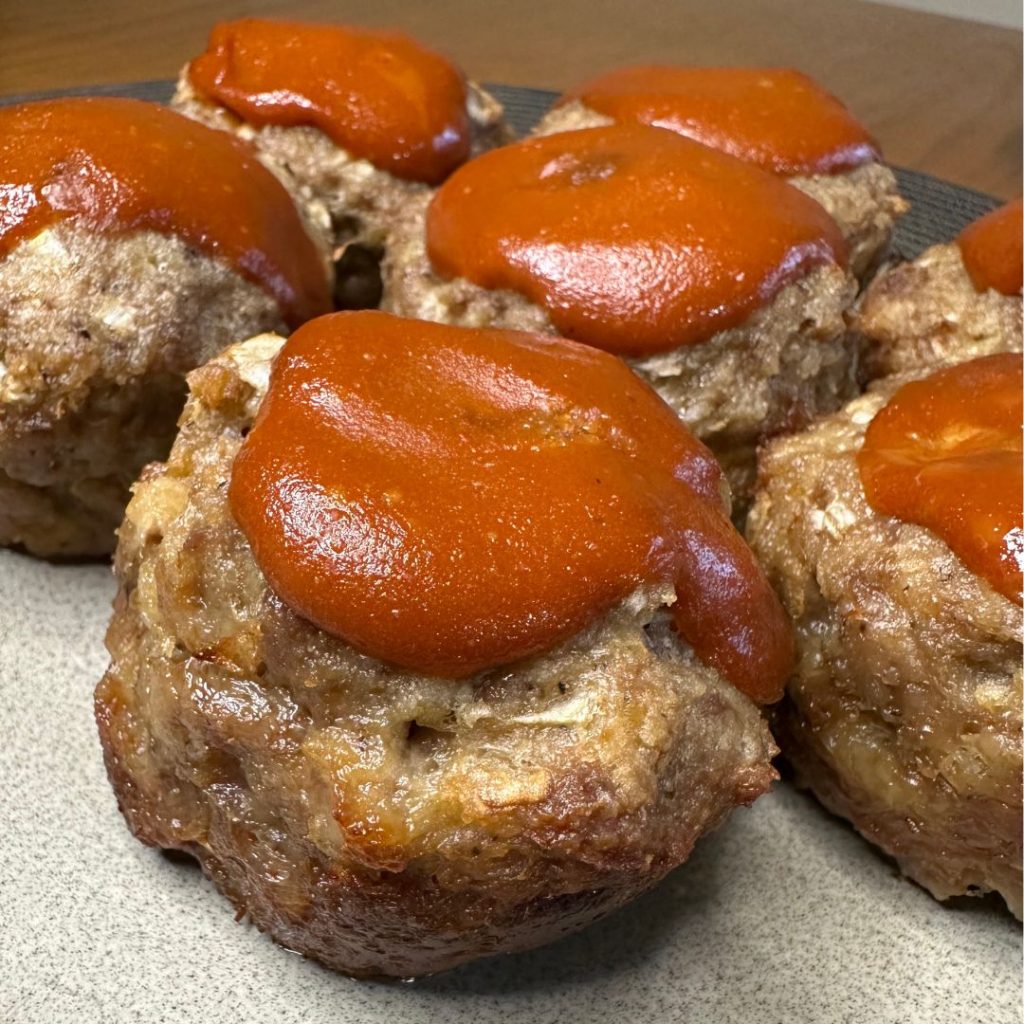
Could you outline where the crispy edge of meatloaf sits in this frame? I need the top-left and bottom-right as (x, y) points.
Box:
(382, 190), (858, 506)
(95, 332), (778, 977)
(855, 241), (1023, 380)
(533, 99), (907, 281)
(746, 379), (1023, 917)
(172, 72), (512, 252)
(0, 226), (291, 558)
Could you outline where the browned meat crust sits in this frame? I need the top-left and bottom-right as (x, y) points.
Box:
(381, 191), (858, 506)
(0, 227), (297, 558)
(533, 99), (908, 280)
(172, 72), (512, 252)
(856, 241), (1023, 379)
(746, 379), (1023, 917)
(95, 333), (777, 978)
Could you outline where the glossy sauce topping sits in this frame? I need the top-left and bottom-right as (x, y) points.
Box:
(562, 66), (878, 176)
(188, 19), (471, 184)
(230, 312), (793, 701)
(956, 199), (1023, 296)
(858, 353), (1023, 604)
(0, 98), (330, 327)
(426, 124), (846, 356)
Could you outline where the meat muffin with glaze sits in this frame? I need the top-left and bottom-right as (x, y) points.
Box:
(857, 199), (1023, 378)
(532, 66), (908, 279)
(0, 97), (333, 558)
(95, 310), (789, 978)
(383, 123), (859, 504)
(173, 16), (510, 302)
(747, 353), (1023, 916)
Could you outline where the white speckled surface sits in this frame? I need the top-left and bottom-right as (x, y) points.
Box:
(0, 549), (1020, 1023)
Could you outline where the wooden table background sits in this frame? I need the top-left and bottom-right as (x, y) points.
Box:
(1, 0), (1020, 198)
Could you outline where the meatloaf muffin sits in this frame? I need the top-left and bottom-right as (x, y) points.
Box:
(857, 199), (1023, 378)
(533, 67), (908, 280)
(95, 313), (787, 977)
(383, 124), (858, 504)
(173, 18), (510, 267)
(0, 98), (332, 559)
(747, 355), (1023, 916)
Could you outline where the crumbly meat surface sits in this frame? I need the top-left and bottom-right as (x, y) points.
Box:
(95, 333), (777, 978)
(746, 379), (1023, 917)
(855, 240), (1023, 379)
(533, 99), (907, 280)
(382, 191), (858, 504)
(0, 225), (296, 558)
(631, 267), (857, 502)
(791, 163), (907, 281)
(173, 72), (511, 251)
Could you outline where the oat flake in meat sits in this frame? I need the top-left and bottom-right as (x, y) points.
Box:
(0, 97), (332, 558)
(95, 313), (789, 977)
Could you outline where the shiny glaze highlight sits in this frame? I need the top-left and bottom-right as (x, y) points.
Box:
(426, 124), (846, 356)
(189, 18), (471, 184)
(0, 97), (330, 326)
(230, 312), (793, 701)
(858, 353), (1023, 604)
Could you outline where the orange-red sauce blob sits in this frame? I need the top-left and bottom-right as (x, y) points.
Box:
(561, 66), (878, 176)
(230, 311), (793, 702)
(0, 98), (330, 327)
(858, 353), (1023, 604)
(188, 19), (471, 185)
(426, 124), (846, 357)
(956, 199), (1023, 296)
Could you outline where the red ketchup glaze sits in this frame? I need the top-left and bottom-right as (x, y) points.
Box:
(956, 199), (1023, 297)
(188, 18), (471, 185)
(0, 98), (330, 327)
(561, 66), (879, 176)
(229, 311), (793, 702)
(858, 353), (1023, 604)
(426, 124), (847, 357)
